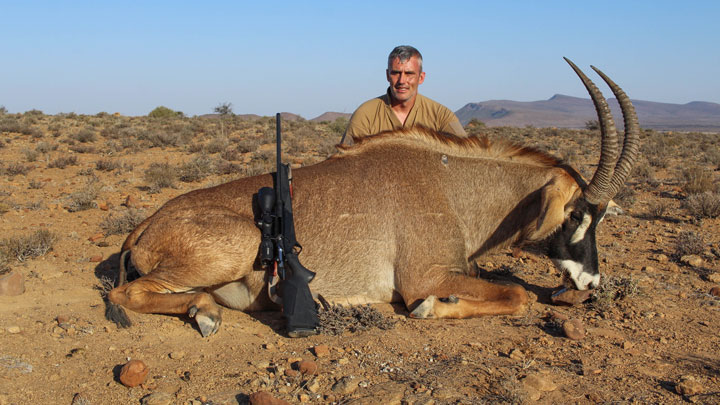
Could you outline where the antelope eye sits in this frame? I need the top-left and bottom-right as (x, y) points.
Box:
(570, 211), (583, 222)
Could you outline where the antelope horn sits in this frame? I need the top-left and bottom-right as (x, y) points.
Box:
(563, 57), (618, 205)
(590, 66), (641, 201)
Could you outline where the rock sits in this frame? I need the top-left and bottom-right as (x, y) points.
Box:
(676, 375), (704, 396)
(0, 271), (25, 296)
(523, 373), (557, 392)
(332, 376), (358, 395)
(284, 369), (299, 378)
(140, 392), (173, 405)
(313, 344), (330, 358)
(7, 326), (21, 334)
(98, 202), (109, 211)
(249, 391), (290, 405)
(708, 273), (720, 283)
(563, 319), (586, 340)
(709, 286), (720, 297)
(89, 255), (103, 263)
(119, 360), (149, 387)
(680, 255), (703, 267)
(306, 379), (321, 393)
(71, 392), (91, 405)
(651, 253), (669, 263)
(297, 360), (318, 375)
(169, 351), (185, 360)
(124, 195), (141, 208)
(642, 266), (656, 272)
(508, 348), (524, 360)
(88, 233), (104, 242)
(347, 382), (405, 405)
(551, 288), (592, 306)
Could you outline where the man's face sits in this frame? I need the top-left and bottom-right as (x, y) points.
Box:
(386, 56), (425, 104)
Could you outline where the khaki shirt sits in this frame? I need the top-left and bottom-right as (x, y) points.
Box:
(343, 89), (466, 143)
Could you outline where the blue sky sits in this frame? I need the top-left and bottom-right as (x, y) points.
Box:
(1, 1), (718, 118)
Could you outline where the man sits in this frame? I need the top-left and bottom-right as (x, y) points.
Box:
(340, 45), (466, 144)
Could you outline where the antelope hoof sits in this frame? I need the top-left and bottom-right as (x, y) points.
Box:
(189, 305), (222, 337)
(410, 295), (437, 319)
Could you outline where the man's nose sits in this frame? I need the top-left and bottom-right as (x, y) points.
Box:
(396, 72), (407, 84)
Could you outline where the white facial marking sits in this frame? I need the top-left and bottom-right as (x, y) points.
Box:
(555, 259), (599, 290)
(570, 213), (592, 244)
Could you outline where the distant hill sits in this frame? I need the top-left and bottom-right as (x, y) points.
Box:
(455, 95), (720, 131)
(310, 112), (352, 122)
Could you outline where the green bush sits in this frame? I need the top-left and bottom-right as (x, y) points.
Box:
(148, 106), (183, 119)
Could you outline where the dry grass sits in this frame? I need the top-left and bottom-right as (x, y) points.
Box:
(684, 192), (720, 219)
(681, 166), (716, 195)
(144, 162), (177, 192)
(100, 209), (147, 236)
(317, 302), (396, 335)
(675, 231), (705, 257)
(1, 229), (57, 262)
(591, 275), (640, 312)
(48, 155), (78, 169)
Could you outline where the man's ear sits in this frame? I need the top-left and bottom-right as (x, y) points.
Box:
(386, 69), (391, 83)
(418, 71), (426, 85)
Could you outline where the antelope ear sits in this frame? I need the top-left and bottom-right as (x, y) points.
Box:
(532, 178), (579, 240)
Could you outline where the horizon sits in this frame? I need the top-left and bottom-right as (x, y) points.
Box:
(2, 1), (719, 119)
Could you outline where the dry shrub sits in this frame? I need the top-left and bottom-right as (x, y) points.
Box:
(144, 162), (177, 192)
(178, 155), (217, 182)
(205, 135), (229, 154)
(48, 155), (78, 169)
(100, 209), (147, 236)
(66, 178), (100, 212)
(591, 275), (639, 312)
(236, 137), (261, 153)
(684, 192), (720, 218)
(631, 160), (656, 184)
(613, 186), (636, 209)
(95, 159), (122, 172)
(647, 200), (669, 219)
(71, 128), (97, 143)
(69, 144), (96, 154)
(3, 163), (32, 176)
(23, 149), (39, 162)
(1, 229), (57, 262)
(317, 303), (396, 335)
(675, 231), (705, 257)
(681, 166), (716, 195)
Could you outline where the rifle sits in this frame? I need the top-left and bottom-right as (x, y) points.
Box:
(256, 113), (319, 337)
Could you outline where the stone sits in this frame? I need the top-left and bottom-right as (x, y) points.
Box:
(88, 233), (104, 242)
(348, 382), (405, 405)
(306, 379), (321, 393)
(676, 376), (704, 396)
(551, 288), (592, 306)
(119, 359), (149, 387)
(7, 326), (21, 334)
(313, 344), (330, 358)
(651, 253), (669, 263)
(332, 376), (358, 395)
(249, 391), (290, 405)
(707, 273), (720, 283)
(71, 392), (91, 405)
(89, 255), (103, 263)
(709, 286), (720, 297)
(140, 392), (172, 405)
(508, 348), (524, 360)
(523, 373), (557, 392)
(680, 255), (703, 267)
(563, 319), (586, 340)
(297, 360), (318, 375)
(0, 271), (25, 296)
(284, 369), (299, 378)
(98, 202), (109, 211)
(169, 351), (185, 360)
(124, 195), (141, 208)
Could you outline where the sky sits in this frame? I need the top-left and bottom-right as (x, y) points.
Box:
(1, 1), (719, 119)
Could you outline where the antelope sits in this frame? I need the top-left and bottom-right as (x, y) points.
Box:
(106, 58), (639, 337)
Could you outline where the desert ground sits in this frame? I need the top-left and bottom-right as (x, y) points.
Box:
(1, 110), (719, 404)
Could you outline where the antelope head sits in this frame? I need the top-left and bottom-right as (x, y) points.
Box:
(546, 58), (641, 290)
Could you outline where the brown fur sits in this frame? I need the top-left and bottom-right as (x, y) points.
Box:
(108, 128), (585, 334)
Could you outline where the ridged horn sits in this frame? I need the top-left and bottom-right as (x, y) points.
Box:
(590, 66), (641, 201)
(563, 57), (619, 205)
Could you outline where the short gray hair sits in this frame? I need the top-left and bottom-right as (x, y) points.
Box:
(387, 45), (423, 72)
